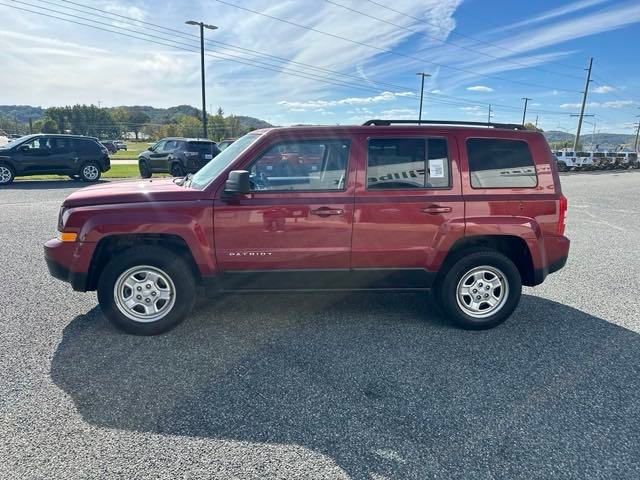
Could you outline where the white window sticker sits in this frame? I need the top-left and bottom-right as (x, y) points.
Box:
(429, 159), (445, 178)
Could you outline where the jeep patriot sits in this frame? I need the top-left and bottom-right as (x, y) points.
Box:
(45, 120), (570, 335)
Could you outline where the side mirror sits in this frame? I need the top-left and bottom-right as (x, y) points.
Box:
(19, 145), (30, 152)
(224, 170), (250, 196)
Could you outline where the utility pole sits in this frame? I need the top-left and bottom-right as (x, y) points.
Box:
(521, 97), (532, 125)
(571, 113), (594, 150)
(634, 122), (640, 152)
(487, 104), (493, 125)
(29, 118), (33, 134)
(535, 115), (539, 129)
(574, 57), (594, 152)
(416, 72), (431, 124)
(186, 20), (219, 139)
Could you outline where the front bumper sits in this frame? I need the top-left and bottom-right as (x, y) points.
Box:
(44, 238), (92, 292)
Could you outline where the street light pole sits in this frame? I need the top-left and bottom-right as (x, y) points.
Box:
(186, 20), (218, 139)
(416, 73), (431, 124)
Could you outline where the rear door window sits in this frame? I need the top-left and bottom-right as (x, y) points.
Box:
(467, 138), (537, 188)
(73, 139), (99, 154)
(367, 138), (450, 190)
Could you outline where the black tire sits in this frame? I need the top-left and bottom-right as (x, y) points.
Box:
(557, 162), (567, 172)
(139, 160), (152, 179)
(79, 161), (102, 182)
(0, 162), (15, 185)
(436, 249), (522, 330)
(170, 162), (186, 178)
(97, 246), (197, 335)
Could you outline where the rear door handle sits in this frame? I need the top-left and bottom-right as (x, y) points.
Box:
(311, 207), (344, 217)
(421, 205), (452, 214)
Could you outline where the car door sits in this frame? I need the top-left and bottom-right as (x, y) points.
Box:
(213, 136), (356, 290)
(14, 137), (57, 173)
(350, 133), (464, 287)
(47, 137), (75, 173)
(149, 140), (167, 171)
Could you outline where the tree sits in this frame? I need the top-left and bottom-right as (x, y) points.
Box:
(524, 122), (543, 132)
(129, 111), (151, 140)
(41, 119), (59, 133)
(176, 115), (203, 138)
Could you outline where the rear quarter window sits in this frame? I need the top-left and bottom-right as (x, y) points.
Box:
(73, 139), (100, 154)
(467, 138), (537, 189)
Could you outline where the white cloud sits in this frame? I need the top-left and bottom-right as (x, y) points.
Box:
(593, 85), (615, 94)
(466, 86), (494, 93)
(103, 2), (146, 21)
(278, 91), (416, 111)
(560, 100), (635, 109)
(460, 106), (486, 117)
(490, 0), (609, 33)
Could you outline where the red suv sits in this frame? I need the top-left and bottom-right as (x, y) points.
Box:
(45, 120), (570, 335)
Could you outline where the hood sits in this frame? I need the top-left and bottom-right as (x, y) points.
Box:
(62, 178), (205, 208)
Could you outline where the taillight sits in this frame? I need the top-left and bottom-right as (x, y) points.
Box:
(558, 194), (568, 236)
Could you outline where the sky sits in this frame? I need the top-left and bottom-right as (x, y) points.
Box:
(1, 0), (639, 134)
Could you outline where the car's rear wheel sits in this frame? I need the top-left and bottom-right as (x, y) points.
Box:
(556, 161), (567, 172)
(437, 249), (522, 330)
(97, 246), (196, 335)
(139, 160), (152, 179)
(80, 162), (102, 182)
(170, 162), (186, 177)
(0, 163), (15, 185)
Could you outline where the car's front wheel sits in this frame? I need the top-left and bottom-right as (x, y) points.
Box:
(437, 249), (522, 330)
(79, 162), (102, 182)
(97, 246), (196, 335)
(0, 163), (15, 185)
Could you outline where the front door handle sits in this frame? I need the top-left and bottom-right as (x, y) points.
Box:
(421, 205), (452, 214)
(311, 207), (344, 217)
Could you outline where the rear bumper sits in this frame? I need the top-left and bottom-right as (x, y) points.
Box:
(44, 238), (91, 292)
(531, 236), (570, 286)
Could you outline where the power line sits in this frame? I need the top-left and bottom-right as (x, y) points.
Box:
(324, 0), (586, 81)
(6, 0), (578, 118)
(213, 0), (579, 93)
(3, 0), (434, 99)
(359, 0), (588, 72)
(0, 1), (604, 128)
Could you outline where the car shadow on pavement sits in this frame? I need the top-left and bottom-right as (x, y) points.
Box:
(51, 294), (640, 479)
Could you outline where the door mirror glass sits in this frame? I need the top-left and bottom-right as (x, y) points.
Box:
(224, 170), (250, 195)
(19, 145), (30, 152)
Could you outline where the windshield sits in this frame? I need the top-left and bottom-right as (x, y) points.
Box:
(190, 133), (261, 190)
(3, 134), (35, 147)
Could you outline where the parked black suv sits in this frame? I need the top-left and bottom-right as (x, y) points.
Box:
(0, 134), (111, 185)
(138, 138), (221, 178)
(101, 140), (118, 154)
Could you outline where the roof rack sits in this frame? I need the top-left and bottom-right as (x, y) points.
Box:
(362, 119), (527, 130)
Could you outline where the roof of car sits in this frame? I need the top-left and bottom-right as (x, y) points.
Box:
(250, 123), (541, 137)
(162, 137), (216, 142)
(16, 133), (100, 141)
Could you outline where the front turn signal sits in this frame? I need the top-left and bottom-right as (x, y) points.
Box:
(59, 232), (78, 242)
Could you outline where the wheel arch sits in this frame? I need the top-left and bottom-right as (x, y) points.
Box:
(87, 234), (201, 291)
(438, 235), (537, 287)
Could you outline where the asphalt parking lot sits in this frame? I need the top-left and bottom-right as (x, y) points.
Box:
(1, 172), (639, 480)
